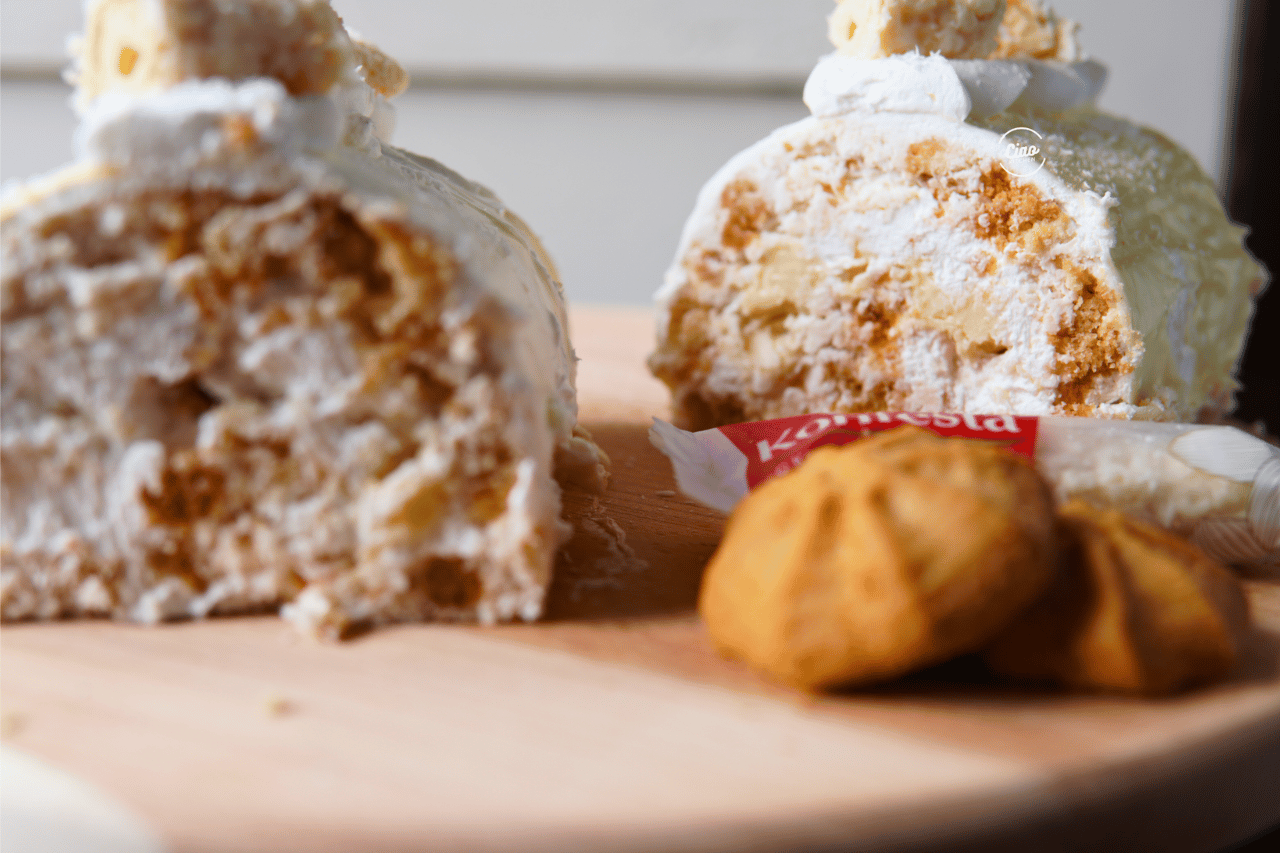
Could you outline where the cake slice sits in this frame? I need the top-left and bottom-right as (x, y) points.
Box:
(649, 0), (1264, 429)
(1, 0), (607, 637)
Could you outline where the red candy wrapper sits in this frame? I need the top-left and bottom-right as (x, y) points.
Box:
(717, 411), (1038, 487)
(650, 413), (1280, 567)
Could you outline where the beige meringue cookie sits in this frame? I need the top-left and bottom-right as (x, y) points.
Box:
(699, 427), (1058, 690)
(828, 0), (1008, 60)
(985, 500), (1252, 695)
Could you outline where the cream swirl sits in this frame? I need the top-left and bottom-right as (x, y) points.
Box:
(803, 51), (1107, 121)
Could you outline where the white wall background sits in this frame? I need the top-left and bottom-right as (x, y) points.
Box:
(0, 0), (1245, 305)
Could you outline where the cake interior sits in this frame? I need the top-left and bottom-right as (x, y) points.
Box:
(651, 105), (1260, 429)
(1, 178), (558, 635)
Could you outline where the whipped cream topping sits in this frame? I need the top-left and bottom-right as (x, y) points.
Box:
(72, 72), (403, 170)
(74, 78), (343, 168)
(803, 51), (1107, 121)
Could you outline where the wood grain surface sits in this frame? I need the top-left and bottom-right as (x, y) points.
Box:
(2, 305), (1278, 853)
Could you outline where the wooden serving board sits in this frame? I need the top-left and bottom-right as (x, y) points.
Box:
(3, 306), (1279, 853)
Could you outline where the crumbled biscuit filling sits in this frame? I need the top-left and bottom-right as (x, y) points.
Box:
(719, 179), (777, 252)
(972, 166), (1066, 251)
(1051, 263), (1127, 412)
(1, 183), (547, 630)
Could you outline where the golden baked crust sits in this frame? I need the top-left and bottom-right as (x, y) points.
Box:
(699, 426), (1057, 690)
(984, 500), (1252, 695)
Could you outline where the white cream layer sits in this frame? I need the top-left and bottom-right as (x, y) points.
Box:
(803, 51), (1108, 121)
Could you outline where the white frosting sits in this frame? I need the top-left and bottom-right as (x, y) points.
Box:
(803, 53), (973, 121)
(803, 51), (1108, 121)
(74, 79), (342, 168)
